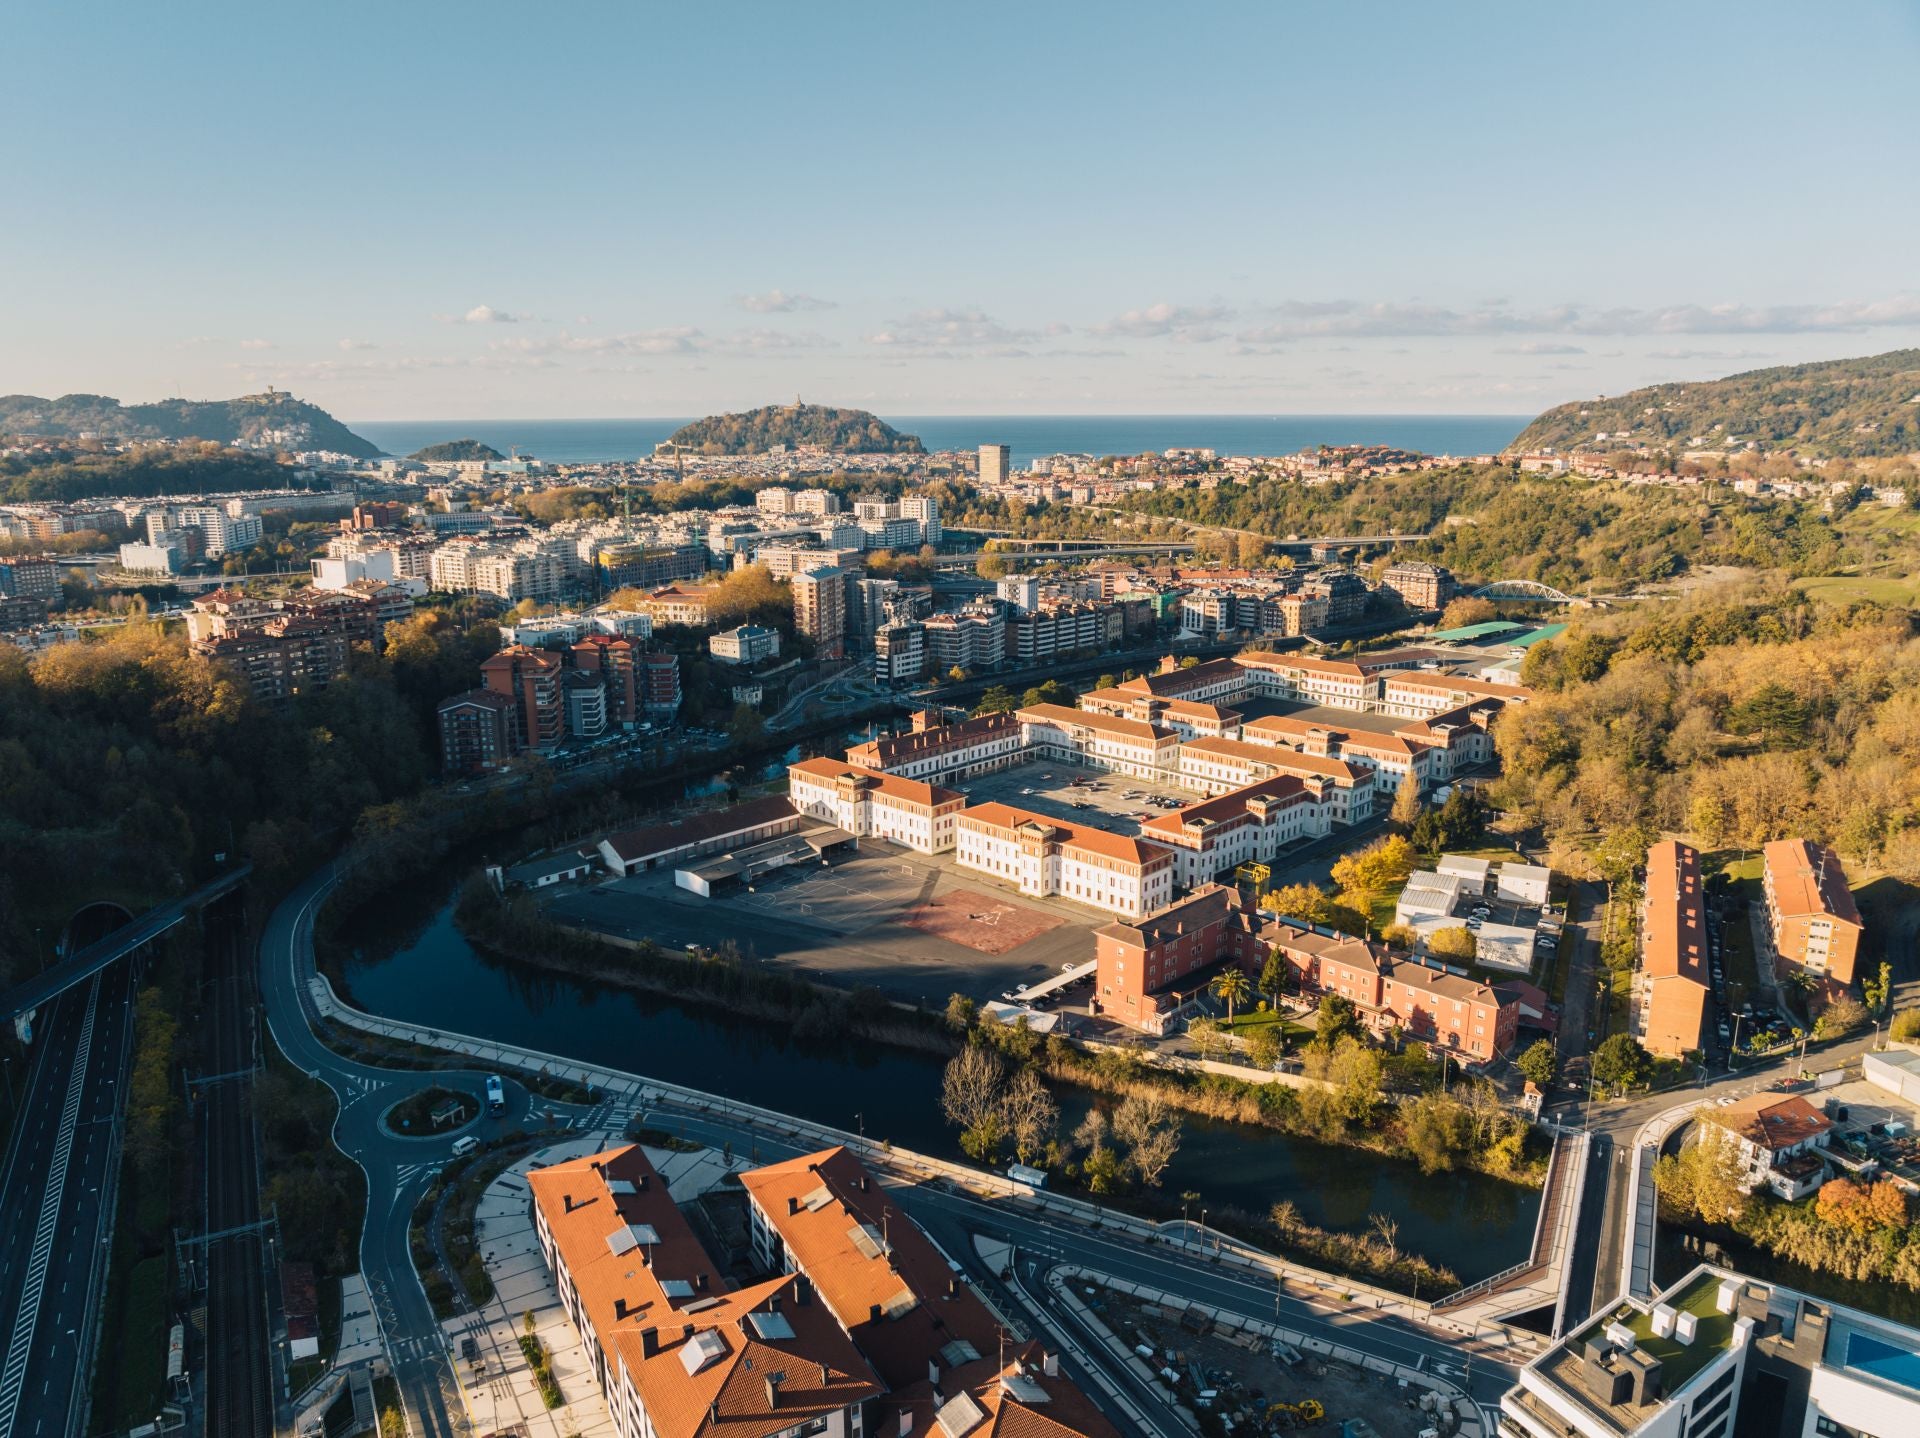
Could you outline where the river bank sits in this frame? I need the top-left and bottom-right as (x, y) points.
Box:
(330, 860), (1542, 1287)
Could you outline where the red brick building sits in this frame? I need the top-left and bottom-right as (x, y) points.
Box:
(1095, 887), (1520, 1061)
(481, 644), (565, 750)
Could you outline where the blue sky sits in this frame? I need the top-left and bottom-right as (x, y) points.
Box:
(4, 1), (1918, 419)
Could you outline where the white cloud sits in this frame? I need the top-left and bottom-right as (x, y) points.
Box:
(866, 307), (1040, 351)
(1503, 342), (1587, 355)
(337, 338), (377, 351)
(1234, 294), (1920, 341)
(736, 289), (836, 313)
(238, 338), (274, 350)
(445, 304), (527, 324)
(1095, 302), (1232, 341)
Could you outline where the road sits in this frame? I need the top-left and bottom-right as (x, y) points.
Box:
(260, 861), (1521, 1436)
(0, 955), (137, 1438)
(260, 863), (589, 1438)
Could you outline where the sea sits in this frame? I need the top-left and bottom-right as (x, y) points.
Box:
(349, 415), (1530, 470)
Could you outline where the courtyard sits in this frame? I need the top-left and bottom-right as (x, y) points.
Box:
(952, 756), (1200, 837)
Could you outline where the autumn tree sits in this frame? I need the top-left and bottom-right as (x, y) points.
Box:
(1260, 883), (1368, 937)
(1428, 926), (1478, 962)
(1391, 769), (1422, 828)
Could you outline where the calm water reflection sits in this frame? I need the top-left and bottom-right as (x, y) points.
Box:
(340, 867), (1540, 1283)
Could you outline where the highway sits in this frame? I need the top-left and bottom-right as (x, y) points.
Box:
(0, 954), (137, 1438)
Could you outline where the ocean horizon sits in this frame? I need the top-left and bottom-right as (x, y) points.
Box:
(350, 414), (1531, 469)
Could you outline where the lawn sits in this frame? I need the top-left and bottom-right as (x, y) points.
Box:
(1792, 573), (1920, 607)
(1220, 1008), (1310, 1039)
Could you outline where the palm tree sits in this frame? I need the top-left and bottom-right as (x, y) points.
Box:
(1211, 969), (1252, 1024)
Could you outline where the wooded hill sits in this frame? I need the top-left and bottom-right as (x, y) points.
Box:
(666, 402), (924, 455)
(1510, 350), (1920, 459)
(0, 391), (381, 459)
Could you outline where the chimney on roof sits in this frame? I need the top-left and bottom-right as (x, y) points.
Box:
(683, 1324), (695, 1341)
(1044, 1351), (1060, 1378)
(697, 1273), (708, 1292)
(768, 1294), (780, 1312)
(640, 1326), (659, 1357)
(947, 1278), (958, 1299)
(709, 1400), (720, 1427)
(765, 1374), (784, 1411)
(820, 1361), (830, 1388)
(796, 1277), (813, 1306)
(563, 1193), (574, 1212)
(615, 1297), (629, 1320)
(870, 1303), (883, 1323)
(638, 1173), (649, 1191)
(859, 1175), (869, 1192)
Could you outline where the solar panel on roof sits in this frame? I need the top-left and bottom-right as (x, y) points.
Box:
(847, 1223), (889, 1262)
(938, 1339), (981, 1367)
(606, 1227), (639, 1256)
(801, 1184), (834, 1212)
(661, 1279), (695, 1299)
(934, 1391), (988, 1438)
(747, 1310), (796, 1341)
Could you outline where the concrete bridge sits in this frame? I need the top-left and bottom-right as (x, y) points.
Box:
(0, 865), (251, 1026)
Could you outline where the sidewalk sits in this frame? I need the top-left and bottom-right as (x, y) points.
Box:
(302, 946), (1550, 1360)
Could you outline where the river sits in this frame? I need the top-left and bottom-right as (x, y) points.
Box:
(337, 862), (1541, 1285)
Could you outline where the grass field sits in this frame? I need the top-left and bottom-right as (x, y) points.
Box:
(1220, 1008), (1311, 1038)
(1792, 573), (1920, 607)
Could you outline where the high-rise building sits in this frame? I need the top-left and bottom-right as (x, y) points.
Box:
(639, 651), (681, 715)
(978, 443), (1011, 487)
(899, 494), (941, 544)
(1380, 560), (1456, 611)
(996, 574), (1040, 611)
(435, 689), (517, 774)
(791, 566), (848, 659)
(480, 645), (566, 751)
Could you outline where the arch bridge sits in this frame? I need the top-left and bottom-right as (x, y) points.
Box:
(1471, 578), (1579, 604)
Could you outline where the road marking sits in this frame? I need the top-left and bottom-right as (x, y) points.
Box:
(0, 977), (99, 1434)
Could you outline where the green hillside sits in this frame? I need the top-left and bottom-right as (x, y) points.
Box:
(0, 391), (380, 458)
(666, 402), (924, 456)
(407, 439), (505, 462)
(1510, 349), (1920, 459)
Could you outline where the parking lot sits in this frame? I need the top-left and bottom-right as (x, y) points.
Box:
(543, 843), (1098, 1008)
(952, 759), (1199, 838)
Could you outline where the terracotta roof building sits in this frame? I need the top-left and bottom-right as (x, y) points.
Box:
(787, 758), (965, 854)
(1762, 839), (1864, 989)
(738, 1147), (1120, 1438)
(954, 801), (1174, 918)
(529, 1145), (883, 1438)
(1636, 841), (1712, 1058)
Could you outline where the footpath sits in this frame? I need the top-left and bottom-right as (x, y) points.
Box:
(299, 959), (1548, 1372)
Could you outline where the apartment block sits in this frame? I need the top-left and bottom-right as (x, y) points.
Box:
(1761, 838), (1863, 988)
(791, 567), (847, 659)
(526, 1146), (882, 1438)
(1636, 840), (1712, 1058)
(709, 624), (782, 665)
(481, 644), (566, 751)
(1500, 1263), (1920, 1438)
(436, 689), (517, 774)
(737, 1147), (1117, 1438)
(1379, 559), (1456, 610)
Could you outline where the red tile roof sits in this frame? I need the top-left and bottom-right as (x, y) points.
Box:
(957, 801), (1172, 868)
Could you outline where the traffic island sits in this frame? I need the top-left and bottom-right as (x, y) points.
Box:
(380, 1085), (479, 1138)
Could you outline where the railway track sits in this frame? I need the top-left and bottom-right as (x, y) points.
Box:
(202, 901), (271, 1438)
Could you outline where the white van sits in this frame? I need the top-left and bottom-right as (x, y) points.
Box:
(451, 1135), (480, 1157)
